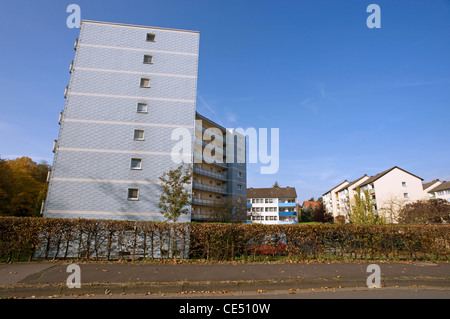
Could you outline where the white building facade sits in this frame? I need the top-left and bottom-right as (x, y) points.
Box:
(247, 187), (298, 224)
(427, 181), (450, 202)
(323, 167), (430, 223)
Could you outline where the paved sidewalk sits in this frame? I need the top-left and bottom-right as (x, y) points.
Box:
(0, 261), (449, 298)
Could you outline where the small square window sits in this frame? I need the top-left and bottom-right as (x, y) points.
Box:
(137, 103), (148, 113)
(140, 78), (150, 88)
(134, 129), (145, 140)
(238, 184), (242, 190)
(402, 182), (407, 187)
(128, 188), (139, 200)
(146, 33), (155, 42)
(143, 55), (153, 64)
(403, 193), (409, 198)
(130, 158), (142, 170)
(238, 172), (242, 178)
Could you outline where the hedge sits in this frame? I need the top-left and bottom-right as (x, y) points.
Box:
(0, 217), (449, 262)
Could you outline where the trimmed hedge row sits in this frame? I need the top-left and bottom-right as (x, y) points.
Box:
(0, 217), (449, 262)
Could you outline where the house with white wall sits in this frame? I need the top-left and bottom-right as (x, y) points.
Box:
(334, 175), (369, 221)
(427, 181), (450, 202)
(322, 180), (349, 219)
(247, 187), (298, 224)
(357, 167), (426, 223)
(323, 166), (429, 223)
(422, 180), (442, 196)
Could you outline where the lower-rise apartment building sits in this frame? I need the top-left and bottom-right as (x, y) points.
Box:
(247, 187), (298, 224)
(426, 181), (450, 203)
(323, 166), (428, 223)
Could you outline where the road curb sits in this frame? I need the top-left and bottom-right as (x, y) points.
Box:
(1, 277), (449, 298)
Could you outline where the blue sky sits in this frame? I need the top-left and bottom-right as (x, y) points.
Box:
(0, 0), (449, 202)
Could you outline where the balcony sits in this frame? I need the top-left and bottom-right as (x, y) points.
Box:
(194, 137), (225, 150)
(195, 126), (226, 144)
(192, 182), (227, 194)
(192, 198), (223, 207)
(278, 202), (296, 208)
(193, 153), (228, 169)
(193, 166), (227, 181)
(278, 211), (296, 216)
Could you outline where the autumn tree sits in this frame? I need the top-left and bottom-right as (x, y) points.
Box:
(311, 204), (333, 223)
(158, 164), (192, 222)
(378, 195), (409, 224)
(0, 156), (49, 217)
(211, 196), (247, 223)
(349, 187), (385, 225)
(398, 199), (450, 224)
(300, 207), (314, 223)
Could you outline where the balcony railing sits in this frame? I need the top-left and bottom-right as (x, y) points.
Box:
(278, 202), (296, 208)
(192, 182), (227, 194)
(194, 137), (225, 149)
(195, 126), (226, 144)
(193, 154), (228, 169)
(192, 198), (223, 207)
(278, 211), (296, 216)
(193, 166), (228, 181)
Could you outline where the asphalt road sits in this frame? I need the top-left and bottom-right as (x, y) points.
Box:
(1, 260), (449, 299)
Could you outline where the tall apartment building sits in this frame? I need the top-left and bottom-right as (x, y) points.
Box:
(192, 113), (247, 221)
(44, 20), (246, 222)
(323, 166), (427, 223)
(246, 187), (298, 224)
